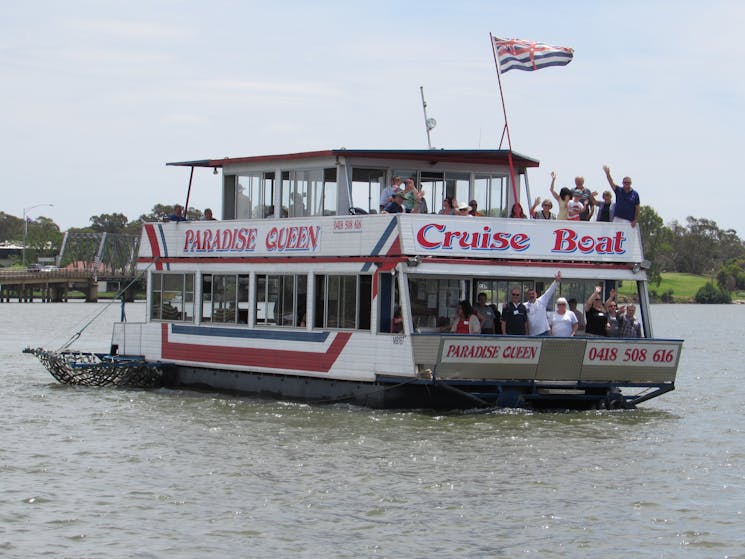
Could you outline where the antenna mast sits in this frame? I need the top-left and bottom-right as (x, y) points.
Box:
(420, 86), (436, 149)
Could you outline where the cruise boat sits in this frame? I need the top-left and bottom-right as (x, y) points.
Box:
(106, 148), (681, 410)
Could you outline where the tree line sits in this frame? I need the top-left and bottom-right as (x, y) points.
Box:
(638, 207), (745, 302)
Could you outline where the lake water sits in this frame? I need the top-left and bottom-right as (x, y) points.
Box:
(1, 302), (744, 558)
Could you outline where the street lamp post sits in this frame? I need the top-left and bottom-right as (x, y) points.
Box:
(22, 203), (54, 267)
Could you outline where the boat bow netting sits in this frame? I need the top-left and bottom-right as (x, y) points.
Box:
(23, 348), (164, 388)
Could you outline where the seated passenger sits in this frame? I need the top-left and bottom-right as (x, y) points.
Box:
(450, 300), (481, 334)
(549, 297), (578, 336)
(382, 192), (405, 214)
(509, 203), (527, 218)
(202, 208), (216, 221)
(168, 204), (187, 222)
(439, 197), (456, 215)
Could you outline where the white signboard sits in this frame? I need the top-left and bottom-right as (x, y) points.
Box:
(440, 338), (542, 364)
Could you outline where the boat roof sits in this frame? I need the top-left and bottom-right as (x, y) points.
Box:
(166, 149), (540, 169)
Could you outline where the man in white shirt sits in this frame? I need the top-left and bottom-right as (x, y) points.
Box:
(525, 271), (561, 336)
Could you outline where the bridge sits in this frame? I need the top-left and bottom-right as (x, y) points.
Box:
(1, 231), (142, 303)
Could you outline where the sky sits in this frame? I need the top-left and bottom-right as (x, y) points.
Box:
(2, 0), (743, 235)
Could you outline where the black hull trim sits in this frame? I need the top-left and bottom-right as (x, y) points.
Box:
(164, 366), (674, 410)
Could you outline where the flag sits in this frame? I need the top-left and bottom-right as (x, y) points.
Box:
(492, 37), (573, 74)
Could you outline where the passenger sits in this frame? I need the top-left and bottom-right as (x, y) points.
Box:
(400, 178), (419, 213)
(436, 316), (451, 332)
(606, 300), (620, 337)
(584, 286), (609, 336)
(439, 197), (456, 215)
(469, 200), (483, 216)
(502, 288), (528, 335)
(202, 208), (216, 221)
(549, 171), (571, 220)
(618, 304), (642, 338)
(289, 193), (306, 217)
(530, 198), (556, 220)
(509, 203), (527, 218)
(392, 306), (404, 333)
(594, 190), (615, 222)
(575, 176), (596, 221)
(566, 189), (586, 221)
(456, 201), (472, 215)
(602, 165), (640, 227)
(549, 297), (578, 337)
(411, 182), (428, 214)
(525, 271), (561, 336)
(568, 298), (586, 333)
(379, 176), (403, 212)
(451, 300), (481, 334)
(382, 192), (405, 214)
(473, 292), (499, 334)
(168, 204), (187, 222)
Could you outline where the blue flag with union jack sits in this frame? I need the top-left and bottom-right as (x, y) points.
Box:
(492, 37), (573, 74)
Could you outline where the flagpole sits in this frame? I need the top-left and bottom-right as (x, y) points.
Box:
(490, 33), (522, 217)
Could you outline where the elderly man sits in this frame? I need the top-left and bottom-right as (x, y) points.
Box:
(602, 165), (640, 228)
(525, 271), (561, 336)
(618, 304), (642, 338)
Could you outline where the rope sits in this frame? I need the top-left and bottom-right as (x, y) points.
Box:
(56, 258), (159, 352)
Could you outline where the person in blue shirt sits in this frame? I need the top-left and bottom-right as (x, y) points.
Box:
(602, 165), (640, 227)
(168, 204), (187, 222)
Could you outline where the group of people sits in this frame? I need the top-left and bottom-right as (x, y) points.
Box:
(380, 177), (428, 214)
(168, 205), (216, 222)
(380, 165), (640, 227)
(529, 165), (640, 227)
(447, 271), (641, 338)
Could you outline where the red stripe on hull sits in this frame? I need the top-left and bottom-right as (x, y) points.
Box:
(160, 323), (352, 373)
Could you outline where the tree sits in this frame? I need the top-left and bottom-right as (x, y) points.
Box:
(637, 206), (671, 285)
(89, 213), (129, 234)
(0, 211), (24, 243)
(695, 282), (732, 304)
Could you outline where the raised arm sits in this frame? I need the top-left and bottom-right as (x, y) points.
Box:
(530, 197), (542, 216)
(586, 285), (602, 311)
(602, 165), (618, 191)
(549, 171), (560, 201)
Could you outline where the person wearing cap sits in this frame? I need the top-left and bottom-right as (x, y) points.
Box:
(574, 176), (597, 221)
(379, 176), (403, 212)
(549, 297), (578, 337)
(382, 192), (405, 214)
(455, 200), (472, 215)
(468, 200), (482, 216)
(566, 188), (586, 221)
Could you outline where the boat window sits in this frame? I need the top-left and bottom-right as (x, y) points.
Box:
(255, 274), (307, 327)
(314, 274), (371, 330)
(201, 274), (250, 324)
(280, 169), (336, 218)
(407, 277), (463, 332)
(150, 272), (194, 322)
(473, 174), (508, 217)
(237, 173), (272, 219)
(350, 168), (385, 214)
